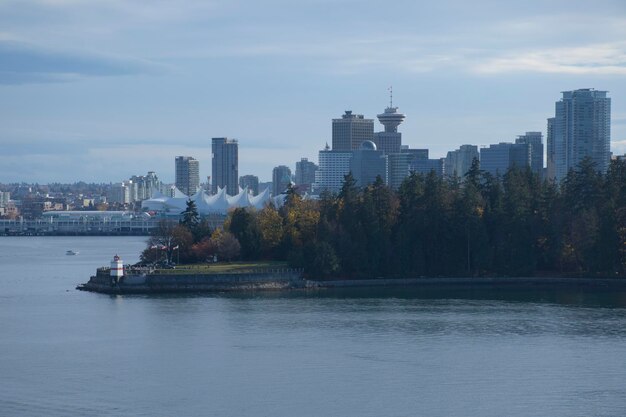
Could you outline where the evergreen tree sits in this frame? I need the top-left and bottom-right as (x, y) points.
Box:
(181, 199), (200, 229)
(227, 208), (262, 260)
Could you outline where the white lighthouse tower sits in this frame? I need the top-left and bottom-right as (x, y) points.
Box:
(110, 255), (124, 282)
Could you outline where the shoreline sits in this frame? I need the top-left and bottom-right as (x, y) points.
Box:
(78, 272), (626, 295)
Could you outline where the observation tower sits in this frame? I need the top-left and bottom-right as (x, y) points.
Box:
(377, 87), (406, 133)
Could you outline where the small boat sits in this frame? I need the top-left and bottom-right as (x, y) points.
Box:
(66, 250), (79, 256)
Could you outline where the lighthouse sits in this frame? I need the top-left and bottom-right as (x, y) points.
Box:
(110, 255), (124, 283)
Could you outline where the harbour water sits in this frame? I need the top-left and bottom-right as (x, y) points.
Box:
(2, 236), (626, 416)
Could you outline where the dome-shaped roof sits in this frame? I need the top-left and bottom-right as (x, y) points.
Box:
(360, 140), (377, 151)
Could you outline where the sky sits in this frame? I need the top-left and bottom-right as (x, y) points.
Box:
(1, 0), (626, 184)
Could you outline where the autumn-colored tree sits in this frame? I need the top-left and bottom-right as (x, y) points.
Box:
(257, 205), (284, 257)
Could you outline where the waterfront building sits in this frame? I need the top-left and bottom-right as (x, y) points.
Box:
(445, 145), (479, 178)
(332, 111), (374, 151)
(411, 158), (445, 176)
(515, 132), (544, 176)
(175, 156), (200, 197)
(143, 187), (274, 216)
(374, 132), (402, 154)
(350, 141), (388, 187)
(212, 138), (239, 195)
(239, 175), (259, 196)
(295, 158), (318, 193)
(272, 165), (292, 196)
(313, 144), (353, 194)
(480, 143), (531, 176)
(547, 89), (611, 182)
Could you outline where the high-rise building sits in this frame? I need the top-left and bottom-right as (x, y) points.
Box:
(373, 100), (406, 154)
(547, 118), (556, 180)
(332, 111), (374, 151)
(350, 141), (388, 187)
(313, 144), (353, 194)
(259, 181), (272, 194)
(175, 156), (200, 197)
(108, 183), (130, 205)
(411, 158), (445, 176)
(401, 147), (429, 163)
(445, 145), (479, 178)
(239, 175), (259, 196)
(547, 89), (611, 182)
(0, 191), (10, 208)
(374, 132), (402, 154)
(272, 165), (292, 196)
(516, 132), (544, 176)
(480, 143), (531, 176)
(129, 171), (162, 201)
(295, 158), (318, 193)
(387, 153), (411, 189)
(212, 138), (239, 195)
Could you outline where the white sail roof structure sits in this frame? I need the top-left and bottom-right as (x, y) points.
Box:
(141, 187), (273, 215)
(250, 188), (272, 210)
(227, 187), (253, 208)
(171, 187), (187, 198)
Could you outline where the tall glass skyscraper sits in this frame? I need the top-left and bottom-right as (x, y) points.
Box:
(175, 156), (200, 197)
(239, 175), (259, 196)
(515, 132), (544, 176)
(272, 165), (292, 196)
(547, 89), (611, 182)
(212, 138), (239, 195)
(444, 145), (479, 178)
(295, 158), (318, 193)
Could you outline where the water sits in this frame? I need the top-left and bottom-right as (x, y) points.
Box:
(2, 236), (626, 417)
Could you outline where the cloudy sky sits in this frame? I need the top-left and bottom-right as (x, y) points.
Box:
(1, 0), (626, 183)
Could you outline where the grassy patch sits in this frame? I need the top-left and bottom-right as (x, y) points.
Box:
(152, 261), (289, 275)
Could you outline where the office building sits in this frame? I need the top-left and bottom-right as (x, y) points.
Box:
(313, 144), (353, 194)
(411, 158), (445, 177)
(272, 165), (292, 196)
(175, 156), (200, 197)
(239, 175), (259, 196)
(516, 132), (544, 176)
(332, 111), (374, 151)
(401, 147), (429, 163)
(212, 138), (239, 195)
(259, 182), (272, 194)
(387, 153), (412, 189)
(108, 183), (130, 205)
(480, 143), (531, 176)
(445, 145), (479, 178)
(350, 141), (388, 187)
(547, 89), (611, 182)
(374, 132), (402, 154)
(295, 158), (318, 193)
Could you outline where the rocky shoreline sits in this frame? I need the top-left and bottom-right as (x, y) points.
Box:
(78, 268), (626, 295)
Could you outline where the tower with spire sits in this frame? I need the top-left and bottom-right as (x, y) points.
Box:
(374, 87), (406, 153)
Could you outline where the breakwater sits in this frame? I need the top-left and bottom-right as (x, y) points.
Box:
(79, 268), (626, 295)
(307, 276), (626, 290)
(78, 267), (305, 294)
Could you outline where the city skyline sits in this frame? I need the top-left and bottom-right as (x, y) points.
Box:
(1, 0), (625, 183)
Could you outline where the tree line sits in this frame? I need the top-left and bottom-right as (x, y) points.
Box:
(142, 157), (626, 278)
